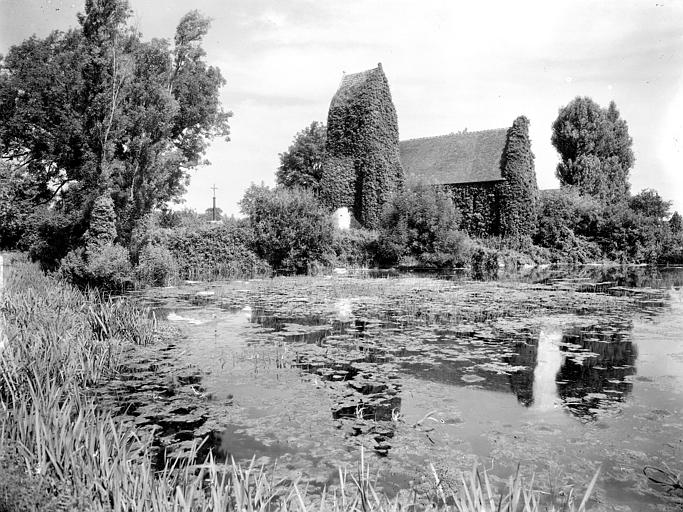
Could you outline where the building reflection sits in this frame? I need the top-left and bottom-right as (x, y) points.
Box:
(401, 322), (637, 419)
(555, 325), (636, 417)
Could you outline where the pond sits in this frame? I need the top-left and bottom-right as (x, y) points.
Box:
(101, 266), (683, 511)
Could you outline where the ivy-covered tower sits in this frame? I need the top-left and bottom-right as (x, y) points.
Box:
(498, 116), (538, 238)
(320, 63), (404, 228)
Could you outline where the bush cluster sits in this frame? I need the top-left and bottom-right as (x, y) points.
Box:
(331, 228), (378, 268)
(58, 193), (134, 291)
(165, 221), (270, 280)
(376, 181), (471, 268)
(532, 187), (682, 264)
(240, 184), (335, 274)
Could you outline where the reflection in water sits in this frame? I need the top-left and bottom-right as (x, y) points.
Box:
(505, 335), (538, 406)
(557, 325), (636, 418)
(531, 328), (563, 411)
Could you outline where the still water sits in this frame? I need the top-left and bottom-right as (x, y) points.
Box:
(119, 267), (683, 511)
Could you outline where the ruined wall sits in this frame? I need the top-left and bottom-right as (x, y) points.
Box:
(323, 64), (404, 228)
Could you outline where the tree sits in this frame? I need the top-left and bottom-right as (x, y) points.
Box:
(0, 0), (231, 259)
(629, 189), (671, 220)
(551, 97), (634, 203)
(670, 211), (682, 234)
(498, 116), (538, 238)
(240, 184), (334, 273)
(276, 121), (326, 193)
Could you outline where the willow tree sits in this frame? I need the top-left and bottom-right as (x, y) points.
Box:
(0, 0), (231, 254)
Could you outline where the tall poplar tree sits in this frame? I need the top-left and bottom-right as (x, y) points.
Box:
(551, 97), (633, 204)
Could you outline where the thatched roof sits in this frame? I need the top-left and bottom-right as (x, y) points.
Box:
(330, 64), (383, 109)
(399, 129), (508, 185)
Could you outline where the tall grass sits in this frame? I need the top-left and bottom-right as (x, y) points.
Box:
(0, 261), (599, 511)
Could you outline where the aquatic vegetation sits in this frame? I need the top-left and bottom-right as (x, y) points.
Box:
(4, 262), (682, 510)
(0, 260), (608, 511)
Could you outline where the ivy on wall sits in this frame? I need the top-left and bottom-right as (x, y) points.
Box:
(498, 116), (538, 238)
(448, 182), (500, 238)
(319, 156), (356, 210)
(323, 64), (403, 228)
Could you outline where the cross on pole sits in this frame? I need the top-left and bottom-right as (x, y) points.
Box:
(211, 184), (218, 221)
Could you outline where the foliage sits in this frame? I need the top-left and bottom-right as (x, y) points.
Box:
(86, 193), (118, 248)
(595, 205), (667, 263)
(552, 97), (634, 203)
(156, 207), (204, 229)
(629, 188), (672, 220)
(164, 220), (270, 280)
(671, 211), (682, 234)
(325, 64), (403, 228)
(470, 247), (500, 280)
(135, 243), (177, 286)
(84, 243), (134, 289)
(448, 183), (500, 238)
(0, 1), (231, 252)
(59, 244), (133, 291)
(533, 188), (603, 263)
(319, 156), (357, 211)
(276, 121), (327, 193)
(331, 228), (379, 268)
(0, 162), (32, 249)
(24, 208), (81, 271)
(377, 181), (469, 267)
(240, 184), (335, 273)
(498, 116), (538, 238)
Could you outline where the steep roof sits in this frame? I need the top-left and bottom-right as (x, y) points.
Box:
(330, 65), (383, 109)
(399, 128), (508, 185)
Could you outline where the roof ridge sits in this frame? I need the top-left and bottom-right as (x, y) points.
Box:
(401, 127), (508, 144)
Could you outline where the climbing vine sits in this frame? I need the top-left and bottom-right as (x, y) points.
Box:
(498, 116), (538, 238)
(324, 64), (403, 228)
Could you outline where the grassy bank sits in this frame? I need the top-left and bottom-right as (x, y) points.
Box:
(0, 261), (597, 511)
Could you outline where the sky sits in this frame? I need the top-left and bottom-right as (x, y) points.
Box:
(1, 0), (682, 216)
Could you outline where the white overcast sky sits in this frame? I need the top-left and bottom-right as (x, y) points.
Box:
(2, 0), (683, 216)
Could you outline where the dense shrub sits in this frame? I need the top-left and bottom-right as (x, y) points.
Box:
(534, 188), (602, 263)
(136, 244), (177, 286)
(595, 206), (668, 263)
(377, 181), (470, 268)
(25, 208), (80, 271)
(240, 184), (335, 273)
(331, 228), (379, 268)
(470, 247), (499, 280)
(165, 221), (270, 280)
(59, 244), (133, 291)
(86, 244), (134, 290)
